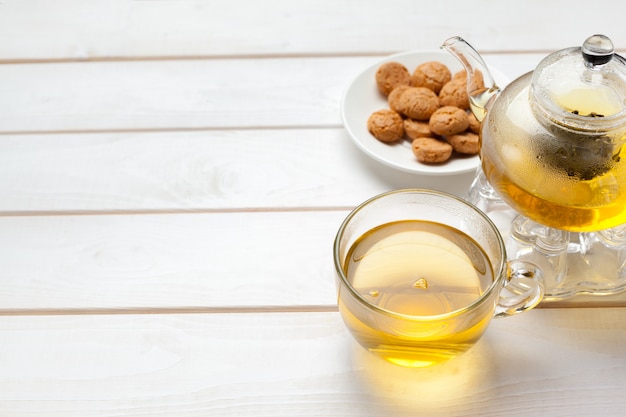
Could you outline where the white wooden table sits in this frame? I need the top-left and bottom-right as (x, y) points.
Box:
(1, 1), (626, 415)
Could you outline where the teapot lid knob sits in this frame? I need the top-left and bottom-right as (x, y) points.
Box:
(582, 34), (614, 67)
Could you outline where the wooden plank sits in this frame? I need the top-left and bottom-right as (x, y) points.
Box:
(0, 210), (347, 311)
(1, 1), (625, 61)
(0, 128), (476, 213)
(0, 57), (356, 133)
(0, 308), (624, 416)
(0, 54), (543, 133)
(0, 207), (622, 314)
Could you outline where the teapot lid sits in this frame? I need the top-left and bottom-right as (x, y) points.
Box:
(531, 34), (626, 132)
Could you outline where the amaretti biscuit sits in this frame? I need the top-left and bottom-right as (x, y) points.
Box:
(396, 87), (440, 120)
(453, 69), (485, 92)
(411, 137), (453, 164)
(375, 62), (411, 96)
(429, 106), (469, 136)
(367, 109), (404, 143)
(368, 59), (481, 166)
(439, 80), (470, 109)
(446, 131), (480, 154)
(467, 111), (481, 134)
(404, 118), (434, 140)
(411, 61), (452, 94)
(388, 85), (411, 113)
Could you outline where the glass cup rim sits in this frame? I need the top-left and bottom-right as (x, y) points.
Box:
(333, 188), (508, 321)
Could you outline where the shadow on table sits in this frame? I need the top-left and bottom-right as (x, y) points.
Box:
(348, 307), (626, 416)
(349, 337), (500, 417)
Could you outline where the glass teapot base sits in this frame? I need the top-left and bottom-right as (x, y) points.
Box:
(467, 170), (626, 301)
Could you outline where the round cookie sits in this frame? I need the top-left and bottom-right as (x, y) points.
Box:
(453, 69), (485, 92)
(446, 131), (480, 154)
(429, 106), (469, 136)
(396, 87), (439, 120)
(467, 111), (481, 134)
(411, 61), (452, 94)
(375, 62), (411, 96)
(411, 137), (453, 164)
(439, 80), (470, 109)
(404, 118), (434, 140)
(367, 109), (405, 143)
(388, 85), (411, 113)
(453, 70), (466, 82)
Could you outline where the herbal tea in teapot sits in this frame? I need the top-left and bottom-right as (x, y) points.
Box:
(444, 35), (626, 232)
(481, 72), (626, 231)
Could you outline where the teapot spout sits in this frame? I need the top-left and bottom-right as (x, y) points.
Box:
(442, 36), (500, 121)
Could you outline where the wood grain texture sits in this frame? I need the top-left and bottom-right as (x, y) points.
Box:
(0, 54), (543, 133)
(0, 210), (347, 311)
(0, 0), (624, 61)
(0, 54), (540, 214)
(0, 128), (476, 213)
(0, 57), (354, 132)
(0, 308), (624, 416)
(1, 1), (626, 414)
(0, 204), (622, 312)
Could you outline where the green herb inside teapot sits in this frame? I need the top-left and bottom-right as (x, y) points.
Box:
(443, 35), (626, 232)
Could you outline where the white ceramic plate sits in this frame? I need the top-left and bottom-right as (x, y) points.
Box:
(341, 50), (509, 176)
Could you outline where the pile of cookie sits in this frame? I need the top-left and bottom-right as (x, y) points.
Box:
(367, 60), (483, 164)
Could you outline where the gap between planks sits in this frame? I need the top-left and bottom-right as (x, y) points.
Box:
(0, 206), (355, 218)
(0, 305), (340, 317)
(1, 302), (624, 317)
(0, 50), (561, 65)
(0, 123), (342, 136)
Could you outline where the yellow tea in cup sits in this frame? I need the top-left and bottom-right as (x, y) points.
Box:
(334, 190), (543, 367)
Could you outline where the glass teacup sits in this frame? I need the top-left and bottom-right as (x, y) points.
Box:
(333, 189), (544, 367)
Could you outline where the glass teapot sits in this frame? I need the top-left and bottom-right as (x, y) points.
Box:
(443, 35), (626, 233)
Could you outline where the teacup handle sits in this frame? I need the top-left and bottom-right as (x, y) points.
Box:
(495, 260), (544, 318)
